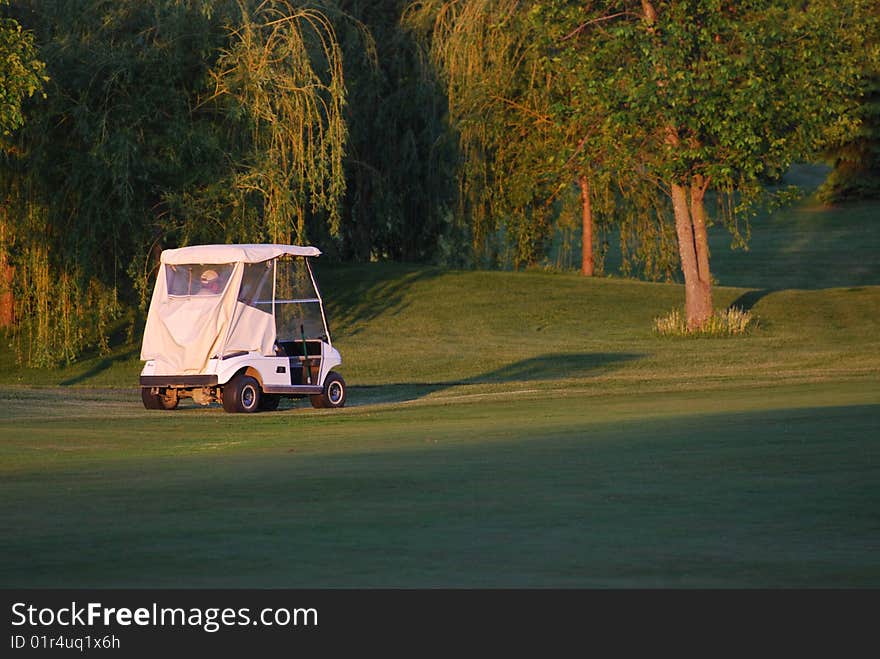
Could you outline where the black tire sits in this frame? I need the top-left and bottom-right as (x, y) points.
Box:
(141, 387), (179, 410)
(259, 393), (281, 411)
(310, 371), (346, 409)
(141, 387), (160, 410)
(222, 374), (261, 413)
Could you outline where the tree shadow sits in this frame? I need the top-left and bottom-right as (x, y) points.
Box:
(318, 263), (442, 338)
(60, 348), (138, 386)
(726, 289), (777, 312)
(472, 352), (643, 383)
(348, 351), (644, 406)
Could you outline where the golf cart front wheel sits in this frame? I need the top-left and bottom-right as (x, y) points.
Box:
(311, 371), (346, 409)
(223, 374), (262, 413)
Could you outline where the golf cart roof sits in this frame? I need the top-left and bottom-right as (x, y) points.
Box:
(160, 243), (321, 265)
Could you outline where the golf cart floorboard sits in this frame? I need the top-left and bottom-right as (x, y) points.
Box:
(263, 384), (323, 395)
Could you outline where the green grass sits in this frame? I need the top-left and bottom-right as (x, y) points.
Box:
(1, 382), (877, 588)
(1, 169), (879, 587)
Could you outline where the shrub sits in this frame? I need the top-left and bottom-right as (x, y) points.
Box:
(653, 306), (756, 337)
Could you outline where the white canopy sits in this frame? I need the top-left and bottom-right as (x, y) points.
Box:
(161, 243), (320, 265)
(141, 244), (320, 375)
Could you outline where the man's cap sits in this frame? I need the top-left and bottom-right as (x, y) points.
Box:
(201, 269), (219, 284)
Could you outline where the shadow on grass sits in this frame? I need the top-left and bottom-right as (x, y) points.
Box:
(60, 348), (138, 386)
(131, 351), (642, 412)
(727, 289), (777, 312)
(349, 351), (644, 406)
(318, 263), (442, 338)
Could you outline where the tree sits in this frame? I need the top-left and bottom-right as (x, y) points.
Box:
(206, 0), (349, 245)
(405, 0), (598, 271)
(328, 0), (457, 263)
(1, 0), (225, 364)
(0, 0), (45, 328)
(0, 1), (44, 142)
(818, 1), (880, 203)
(542, 0), (875, 328)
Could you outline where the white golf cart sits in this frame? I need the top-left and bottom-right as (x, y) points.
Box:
(139, 244), (345, 413)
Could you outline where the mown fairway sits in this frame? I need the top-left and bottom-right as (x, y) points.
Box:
(1, 382), (878, 588)
(1, 191), (878, 588)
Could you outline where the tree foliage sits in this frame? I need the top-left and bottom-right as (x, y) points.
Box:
(819, 75), (880, 203)
(0, 0), (46, 329)
(207, 0), (349, 243)
(405, 0), (567, 269)
(404, 1), (685, 277)
(0, 0), (45, 143)
(332, 0), (457, 263)
(819, 1), (880, 205)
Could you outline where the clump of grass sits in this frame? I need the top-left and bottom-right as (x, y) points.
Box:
(653, 306), (757, 337)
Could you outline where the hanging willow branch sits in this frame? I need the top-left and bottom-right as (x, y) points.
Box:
(209, 0), (348, 244)
(404, 0), (555, 266)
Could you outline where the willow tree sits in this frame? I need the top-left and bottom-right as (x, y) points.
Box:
(0, 0), (45, 327)
(405, 0), (604, 271)
(543, 0), (875, 328)
(207, 0), (349, 245)
(331, 0), (457, 263)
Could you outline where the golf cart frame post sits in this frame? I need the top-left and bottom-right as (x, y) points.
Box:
(139, 244), (346, 412)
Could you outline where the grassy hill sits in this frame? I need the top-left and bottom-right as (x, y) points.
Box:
(2, 242), (878, 398)
(0, 179), (878, 588)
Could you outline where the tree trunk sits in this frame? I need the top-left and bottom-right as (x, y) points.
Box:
(578, 174), (594, 277)
(664, 125), (713, 330)
(689, 173), (713, 309)
(0, 255), (13, 328)
(670, 181), (713, 329)
(0, 211), (13, 328)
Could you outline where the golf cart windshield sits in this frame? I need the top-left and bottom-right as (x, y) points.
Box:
(275, 256), (327, 341)
(237, 256), (328, 341)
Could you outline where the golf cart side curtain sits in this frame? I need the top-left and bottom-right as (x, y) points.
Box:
(141, 259), (248, 375)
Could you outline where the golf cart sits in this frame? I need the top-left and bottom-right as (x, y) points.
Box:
(139, 244), (345, 412)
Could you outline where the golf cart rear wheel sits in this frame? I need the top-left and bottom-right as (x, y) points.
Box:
(310, 371), (346, 409)
(259, 393), (281, 411)
(141, 387), (179, 410)
(223, 374), (261, 413)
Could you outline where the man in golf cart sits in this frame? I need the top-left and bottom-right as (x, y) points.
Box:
(140, 244), (346, 413)
(198, 268), (222, 294)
